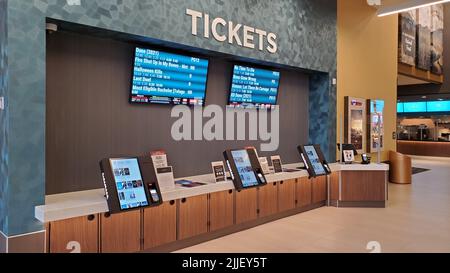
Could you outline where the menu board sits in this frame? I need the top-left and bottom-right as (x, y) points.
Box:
(110, 158), (149, 210)
(229, 65), (280, 109)
(131, 47), (209, 105)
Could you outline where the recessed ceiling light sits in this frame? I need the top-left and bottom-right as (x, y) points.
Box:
(438, 98), (444, 101)
(422, 96), (427, 99)
(377, 0), (450, 17)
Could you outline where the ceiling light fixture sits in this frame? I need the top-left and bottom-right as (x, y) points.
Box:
(377, 0), (450, 17)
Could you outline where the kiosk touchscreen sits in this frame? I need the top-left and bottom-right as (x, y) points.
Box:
(297, 145), (332, 178)
(224, 148), (267, 190)
(100, 156), (163, 214)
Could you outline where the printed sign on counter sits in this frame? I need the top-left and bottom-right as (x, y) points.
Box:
(156, 166), (175, 190)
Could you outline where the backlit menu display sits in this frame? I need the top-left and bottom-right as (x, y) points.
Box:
(131, 47), (209, 106)
(229, 65), (280, 109)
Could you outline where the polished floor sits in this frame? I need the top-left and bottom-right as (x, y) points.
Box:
(176, 156), (450, 253)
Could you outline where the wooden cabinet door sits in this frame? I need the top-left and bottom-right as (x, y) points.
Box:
(258, 183), (278, 218)
(179, 195), (208, 240)
(235, 187), (258, 224)
(143, 201), (177, 250)
(329, 171), (340, 202)
(101, 210), (141, 253)
(297, 177), (312, 207)
(312, 176), (327, 203)
(49, 215), (99, 253)
(278, 179), (296, 212)
(210, 190), (234, 232)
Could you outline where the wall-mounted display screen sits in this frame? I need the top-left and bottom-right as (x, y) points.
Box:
(403, 102), (427, 113)
(397, 102), (404, 113)
(130, 47), (209, 106)
(427, 101), (450, 112)
(110, 158), (149, 210)
(229, 65), (280, 109)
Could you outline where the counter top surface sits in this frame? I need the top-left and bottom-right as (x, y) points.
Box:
(35, 163), (388, 223)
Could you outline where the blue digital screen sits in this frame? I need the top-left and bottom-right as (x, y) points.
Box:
(397, 103), (404, 113)
(229, 65), (280, 109)
(130, 47), (209, 106)
(110, 158), (149, 210)
(403, 102), (427, 113)
(230, 150), (259, 188)
(427, 101), (450, 112)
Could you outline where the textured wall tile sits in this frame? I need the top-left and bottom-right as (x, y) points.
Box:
(0, 0), (9, 235)
(3, 0), (337, 235)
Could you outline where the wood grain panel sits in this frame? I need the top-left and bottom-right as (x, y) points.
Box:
(143, 201), (177, 250)
(179, 195), (208, 240)
(296, 177), (312, 207)
(258, 183), (278, 217)
(101, 210), (141, 253)
(312, 176), (327, 203)
(397, 140), (450, 157)
(210, 190), (234, 232)
(329, 172), (340, 201)
(50, 215), (99, 253)
(341, 171), (386, 201)
(278, 179), (296, 212)
(235, 188), (258, 224)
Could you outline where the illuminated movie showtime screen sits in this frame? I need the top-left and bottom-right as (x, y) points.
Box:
(229, 65), (280, 109)
(130, 47), (209, 106)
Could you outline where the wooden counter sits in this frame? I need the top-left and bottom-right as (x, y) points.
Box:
(37, 163), (388, 253)
(329, 164), (389, 208)
(397, 140), (450, 157)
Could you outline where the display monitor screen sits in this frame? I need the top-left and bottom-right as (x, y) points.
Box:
(303, 146), (326, 176)
(130, 47), (209, 106)
(229, 65), (280, 109)
(427, 101), (450, 112)
(110, 158), (149, 210)
(230, 149), (259, 188)
(403, 102), (427, 113)
(397, 102), (404, 113)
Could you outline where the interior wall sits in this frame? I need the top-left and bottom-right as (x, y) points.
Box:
(337, 0), (398, 161)
(46, 31), (310, 195)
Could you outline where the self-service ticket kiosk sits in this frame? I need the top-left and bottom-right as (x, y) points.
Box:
(297, 145), (332, 178)
(224, 148), (267, 190)
(100, 156), (163, 214)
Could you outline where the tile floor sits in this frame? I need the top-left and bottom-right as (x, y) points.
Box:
(176, 156), (450, 253)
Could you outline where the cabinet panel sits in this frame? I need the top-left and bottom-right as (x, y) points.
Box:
(297, 177), (312, 207)
(143, 201), (177, 249)
(341, 171), (386, 201)
(312, 176), (327, 203)
(179, 195), (208, 240)
(50, 215), (99, 253)
(258, 183), (278, 218)
(101, 210), (141, 253)
(210, 190), (234, 232)
(330, 172), (340, 201)
(235, 188), (258, 224)
(278, 179), (296, 212)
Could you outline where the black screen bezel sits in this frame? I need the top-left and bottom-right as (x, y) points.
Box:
(227, 63), (281, 109)
(129, 46), (211, 107)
